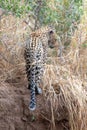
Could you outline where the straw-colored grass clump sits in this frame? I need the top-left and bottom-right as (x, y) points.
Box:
(43, 62), (87, 130)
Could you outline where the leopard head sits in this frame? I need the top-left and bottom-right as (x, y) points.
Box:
(48, 27), (58, 49)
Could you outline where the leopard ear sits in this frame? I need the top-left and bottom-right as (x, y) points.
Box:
(31, 32), (40, 37)
(48, 24), (53, 28)
(48, 24), (55, 33)
(31, 32), (36, 37)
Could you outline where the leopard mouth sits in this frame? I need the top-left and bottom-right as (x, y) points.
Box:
(49, 45), (54, 48)
(48, 41), (55, 49)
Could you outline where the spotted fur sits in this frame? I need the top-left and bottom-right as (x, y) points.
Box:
(24, 25), (57, 111)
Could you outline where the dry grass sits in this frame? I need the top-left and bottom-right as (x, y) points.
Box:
(0, 14), (87, 130)
(43, 62), (87, 130)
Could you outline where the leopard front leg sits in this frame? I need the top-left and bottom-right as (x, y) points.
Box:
(26, 63), (42, 95)
(27, 66), (42, 95)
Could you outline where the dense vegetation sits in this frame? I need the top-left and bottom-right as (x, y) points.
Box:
(0, 0), (83, 45)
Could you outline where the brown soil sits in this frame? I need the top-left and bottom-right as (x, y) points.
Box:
(0, 80), (67, 130)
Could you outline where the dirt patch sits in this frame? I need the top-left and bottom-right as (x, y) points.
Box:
(0, 81), (66, 130)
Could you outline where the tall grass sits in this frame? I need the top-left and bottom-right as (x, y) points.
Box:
(0, 14), (87, 130)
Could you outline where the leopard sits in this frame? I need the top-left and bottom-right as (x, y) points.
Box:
(24, 25), (58, 111)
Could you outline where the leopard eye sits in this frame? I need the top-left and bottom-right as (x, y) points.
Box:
(49, 30), (53, 34)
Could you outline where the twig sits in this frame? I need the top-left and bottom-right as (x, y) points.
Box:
(34, 0), (43, 30)
(40, 113), (51, 123)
